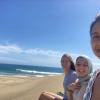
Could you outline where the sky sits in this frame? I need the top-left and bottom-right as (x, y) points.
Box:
(0, 0), (100, 69)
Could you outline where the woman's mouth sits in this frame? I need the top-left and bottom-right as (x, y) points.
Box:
(95, 48), (100, 53)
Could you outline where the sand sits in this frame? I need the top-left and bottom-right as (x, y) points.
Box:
(0, 75), (64, 100)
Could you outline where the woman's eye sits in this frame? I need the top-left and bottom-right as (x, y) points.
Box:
(92, 35), (100, 41)
(76, 63), (81, 66)
(76, 64), (88, 67)
(83, 64), (88, 67)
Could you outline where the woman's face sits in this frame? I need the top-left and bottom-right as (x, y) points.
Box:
(61, 57), (71, 70)
(91, 22), (100, 58)
(75, 57), (89, 77)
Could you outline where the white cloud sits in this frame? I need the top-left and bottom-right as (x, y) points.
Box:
(0, 44), (100, 68)
(0, 44), (22, 54)
(0, 44), (62, 56)
(0, 44), (63, 67)
(25, 48), (62, 57)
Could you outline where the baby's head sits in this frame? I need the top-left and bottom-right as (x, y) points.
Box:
(75, 56), (92, 77)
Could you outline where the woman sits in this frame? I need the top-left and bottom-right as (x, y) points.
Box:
(38, 54), (77, 100)
(83, 14), (100, 100)
(67, 56), (92, 100)
(61, 54), (77, 100)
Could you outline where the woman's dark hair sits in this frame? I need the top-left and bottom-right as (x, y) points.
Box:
(61, 54), (75, 70)
(76, 56), (86, 62)
(90, 14), (100, 36)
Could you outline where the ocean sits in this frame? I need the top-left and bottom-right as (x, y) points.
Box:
(0, 63), (63, 77)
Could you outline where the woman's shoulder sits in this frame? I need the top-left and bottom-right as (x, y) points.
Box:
(90, 69), (100, 88)
(91, 72), (100, 100)
(70, 70), (77, 79)
(93, 71), (100, 87)
(71, 70), (77, 76)
(83, 69), (100, 100)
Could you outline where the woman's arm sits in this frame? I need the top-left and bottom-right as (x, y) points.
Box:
(66, 82), (81, 100)
(91, 73), (100, 100)
(66, 90), (73, 100)
(38, 92), (63, 100)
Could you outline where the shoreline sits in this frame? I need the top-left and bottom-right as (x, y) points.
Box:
(0, 72), (63, 78)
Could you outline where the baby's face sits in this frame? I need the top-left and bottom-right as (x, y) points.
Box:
(75, 57), (89, 77)
(91, 22), (100, 58)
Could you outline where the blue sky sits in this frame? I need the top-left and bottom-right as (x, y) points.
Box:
(0, 0), (100, 69)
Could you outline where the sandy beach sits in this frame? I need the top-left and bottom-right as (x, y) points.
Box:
(0, 75), (63, 100)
